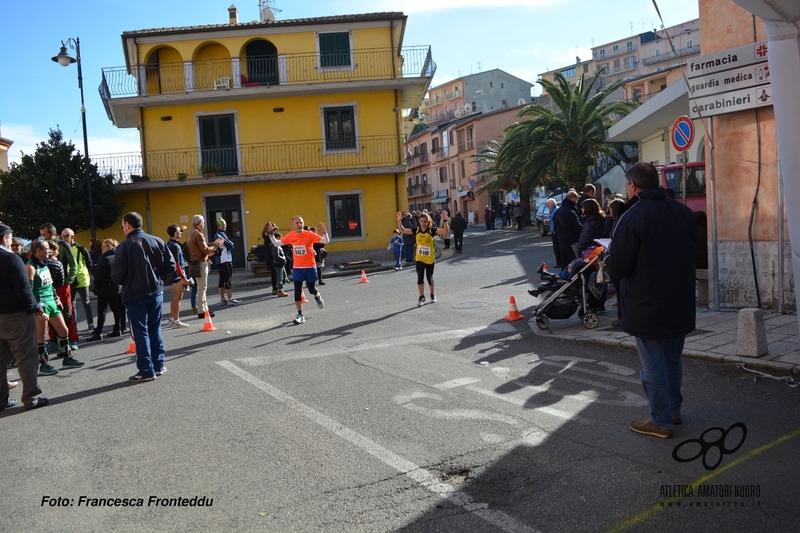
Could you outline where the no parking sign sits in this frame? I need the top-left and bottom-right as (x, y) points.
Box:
(671, 116), (695, 153)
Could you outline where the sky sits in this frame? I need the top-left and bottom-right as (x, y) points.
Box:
(0, 0), (699, 166)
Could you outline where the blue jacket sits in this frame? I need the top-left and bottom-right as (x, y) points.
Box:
(111, 228), (176, 304)
(605, 188), (697, 339)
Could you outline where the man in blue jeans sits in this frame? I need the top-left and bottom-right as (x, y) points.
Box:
(605, 162), (697, 439)
(112, 212), (176, 382)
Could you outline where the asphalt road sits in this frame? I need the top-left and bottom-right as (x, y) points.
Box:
(2, 226), (799, 533)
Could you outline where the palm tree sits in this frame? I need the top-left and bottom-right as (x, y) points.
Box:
(487, 71), (636, 192)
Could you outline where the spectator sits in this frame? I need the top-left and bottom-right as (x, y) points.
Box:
(513, 203), (525, 231)
(165, 226), (191, 329)
(89, 239), (126, 340)
(310, 227), (327, 284)
(271, 232), (289, 297)
(576, 199), (605, 255)
(111, 212), (176, 382)
(546, 199), (562, 267)
(400, 212), (415, 264)
(0, 224), (49, 410)
(214, 218), (239, 306)
(10, 237), (26, 262)
(577, 183), (596, 212)
(262, 221), (278, 296)
(552, 191), (582, 263)
(388, 229), (404, 270)
(606, 162), (697, 439)
(61, 229), (95, 333)
(449, 211), (468, 254)
(186, 215), (224, 320)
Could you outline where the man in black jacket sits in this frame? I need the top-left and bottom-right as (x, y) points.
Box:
(449, 212), (468, 253)
(605, 162), (697, 439)
(0, 224), (48, 410)
(112, 212), (176, 382)
(552, 191), (582, 263)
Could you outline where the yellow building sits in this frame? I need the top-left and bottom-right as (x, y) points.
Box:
(96, 6), (434, 267)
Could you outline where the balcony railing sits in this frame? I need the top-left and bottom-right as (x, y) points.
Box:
(641, 44), (701, 66)
(100, 46), (436, 98)
(444, 91), (460, 101)
(92, 135), (400, 183)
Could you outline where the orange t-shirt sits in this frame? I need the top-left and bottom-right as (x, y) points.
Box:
(281, 231), (322, 269)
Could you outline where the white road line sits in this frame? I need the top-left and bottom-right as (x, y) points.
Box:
(218, 360), (540, 533)
(434, 377), (481, 390)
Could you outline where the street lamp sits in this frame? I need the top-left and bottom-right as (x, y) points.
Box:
(52, 37), (96, 240)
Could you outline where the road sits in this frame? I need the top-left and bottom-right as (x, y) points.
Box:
(2, 227), (799, 533)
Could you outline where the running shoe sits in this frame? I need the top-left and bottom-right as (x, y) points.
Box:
(293, 313), (305, 324)
(315, 294), (324, 309)
(227, 299), (241, 306)
(70, 342), (79, 351)
(219, 299), (228, 306)
(430, 294), (437, 304)
(129, 373), (155, 382)
(39, 363), (59, 376)
(417, 295), (425, 307)
(45, 341), (59, 353)
(155, 367), (168, 376)
(62, 357), (85, 368)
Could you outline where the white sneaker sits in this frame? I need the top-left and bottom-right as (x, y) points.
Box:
(173, 320), (189, 328)
(430, 294), (437, 304)
(167, 319), (181, 329)
(219, 299), (228, 306)
(227, 299), (241, 306)
(417, 295), (425, 307)
(293, 313), (305, 324)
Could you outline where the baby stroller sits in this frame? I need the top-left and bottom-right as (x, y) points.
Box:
(529, 247), (608, 330)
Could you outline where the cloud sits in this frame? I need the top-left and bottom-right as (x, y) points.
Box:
(1, 124), (140, 167)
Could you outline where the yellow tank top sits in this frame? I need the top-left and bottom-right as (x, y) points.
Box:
(414, 227), (436, 264)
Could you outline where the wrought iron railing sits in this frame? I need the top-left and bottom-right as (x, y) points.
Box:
(100, 46), (435, 98)
(92, 135), (401, 183)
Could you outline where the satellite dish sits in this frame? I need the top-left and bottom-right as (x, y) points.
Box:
(517, 98), (527, 106)
(454, 108), (464, 118)
(261, 7), (275, 22)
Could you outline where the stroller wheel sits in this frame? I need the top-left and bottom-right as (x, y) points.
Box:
(583, 313), (599, 329)
(536, 316), (550, 330)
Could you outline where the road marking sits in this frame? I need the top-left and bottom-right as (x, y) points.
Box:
(466, 384), (593, 423)
(218, 361), (540, 533)
(434, 377), (481, 389)
(237, 327), (513, 366)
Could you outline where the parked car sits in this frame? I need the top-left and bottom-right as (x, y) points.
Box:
(535, 203), (551, 236)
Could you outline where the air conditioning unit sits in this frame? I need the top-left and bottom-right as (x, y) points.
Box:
(456, 185), (463, 191)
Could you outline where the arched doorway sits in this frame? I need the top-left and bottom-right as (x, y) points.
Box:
(245, 40), (278, 85)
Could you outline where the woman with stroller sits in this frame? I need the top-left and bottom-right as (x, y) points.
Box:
(576, 198), (608, 314)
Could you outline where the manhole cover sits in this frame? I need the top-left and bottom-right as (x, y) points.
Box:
(451, 301), (489, 309)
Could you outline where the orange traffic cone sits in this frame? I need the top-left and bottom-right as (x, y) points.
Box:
(359, 269), (369, 283)
(125, 331), (136, 354)
(505, 296), (525, 321)
(301, 290), (309, 303)
(199, 310), (218, 332)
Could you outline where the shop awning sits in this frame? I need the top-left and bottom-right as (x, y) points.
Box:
(431, 197), (449, 204)
(457, 191), (471, 197)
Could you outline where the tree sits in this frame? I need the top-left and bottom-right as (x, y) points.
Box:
(0, 128), (124, 239)
(485, 71), (636, 192)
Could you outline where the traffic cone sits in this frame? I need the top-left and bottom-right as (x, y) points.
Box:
(504, 296), (525, 321)
(125, 331), (136, 354)
(301, 290), (308, 303)
(359, 269), (369, 283)
(199, 310), (218, 332)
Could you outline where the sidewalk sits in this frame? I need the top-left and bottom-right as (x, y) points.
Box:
(527, 301), (800, 376)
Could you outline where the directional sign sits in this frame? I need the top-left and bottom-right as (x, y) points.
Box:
(671, 116), (694, 153)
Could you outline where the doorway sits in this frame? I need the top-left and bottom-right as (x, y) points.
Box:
(205, 194), (246, 270)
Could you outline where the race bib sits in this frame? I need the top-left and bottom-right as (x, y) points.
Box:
(418, 245), (431, 257)
(40, 268), (54, 287)
(293, 245), (307, 257)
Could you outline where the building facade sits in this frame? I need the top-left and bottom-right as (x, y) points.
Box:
(95, 7), (434, 263)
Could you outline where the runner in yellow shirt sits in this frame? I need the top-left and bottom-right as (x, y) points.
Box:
(396, 211), (449, 306)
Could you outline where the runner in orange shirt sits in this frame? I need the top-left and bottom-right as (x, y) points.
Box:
(266, 217), (329, 324)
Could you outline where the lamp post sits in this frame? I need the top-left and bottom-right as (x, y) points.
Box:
(52, 37), (96, 240)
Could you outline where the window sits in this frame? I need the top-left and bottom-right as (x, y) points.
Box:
(612, 44), (619, 52)
(467, 126), (474, 149)
(198, 113), (238, 175)
(600, 63), (608, 73)
(633, 88), (642, 103)
(562, 67), (576, 77)
(655, 48), (662, 57)
(318, 32), (352, 68)
(438, 166), (448, 183)
(457, 128), (466, 151)
(599, 49), (606, 59)
(323, 105), (356, 151)
(415, 175), (420, 185)
(450, 131), (455, 146)
(613, 59), (620, 69)
(460, 160), (465, 178)
(687, 39), (693, 49)
(502, 99), (508, 107)
(328, 193), (362, 238)
(501, 83), (504, 89)
(627, 56), (635, 67)
(583, 64), (589, 73)
(408, 177), (412, 187)
(626, 41), (633, 51)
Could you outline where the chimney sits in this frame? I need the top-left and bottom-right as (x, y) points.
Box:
(228, 5), (238, 24)
(576, 56), (580, 64)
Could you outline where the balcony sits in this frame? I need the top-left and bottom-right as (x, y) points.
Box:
(409, 152), (429, 168)
(444, 91), (460, 101)
(92, 134), (401, 185)
(641, 44), (701, 66)
(407, 184), (430, 197)
(100, 46), (436, 126)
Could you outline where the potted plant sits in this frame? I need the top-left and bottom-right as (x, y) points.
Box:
(177, 172), (187, 182)
(200, 162), (221, 178)
(130, 174), (149, 182)
(430, 147), (439, 154)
